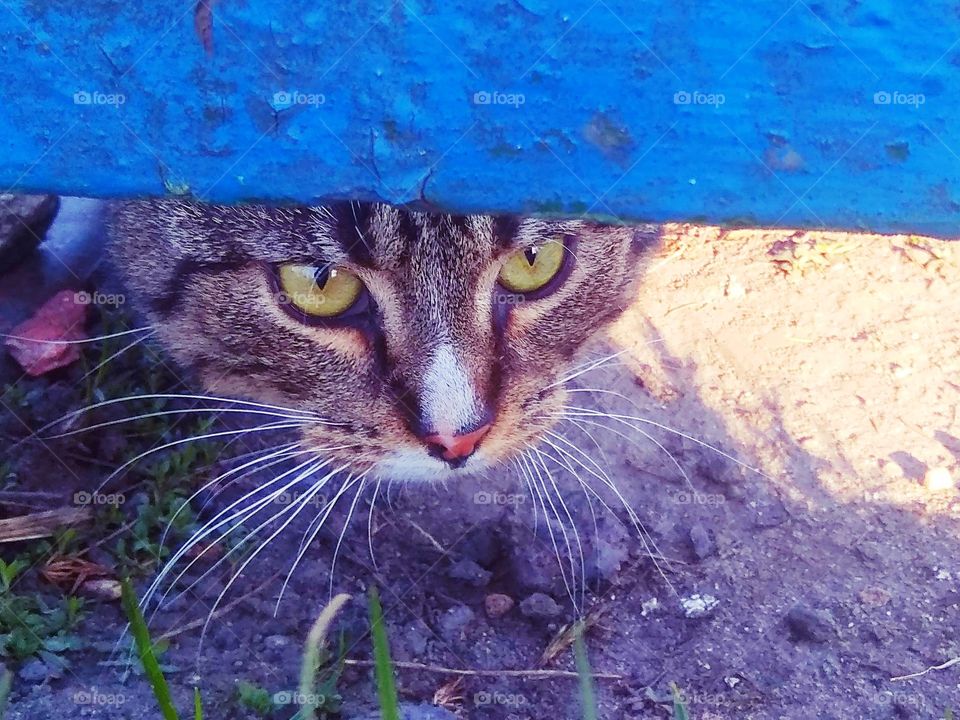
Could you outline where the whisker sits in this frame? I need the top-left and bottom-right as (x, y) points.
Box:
(531, 443), (602, 598)
(167, 457), (336, 609)
(276, 471), (367, 612)
(94, 420), (309, 494)
(158, 442), (302, 551)
(518, 451), (576, 609)
(543, 349), (628, 391)
(511, 457), (539, 533)
(558, 410), (694, 491)
(77, 330), (159, 383)
(44, 406), (330, 441)
(141, 452), (340, 613)
(367, 478), (382, 572)
(0, 326), (154, 345)
(198, 461), (352, 649)
(327, 474), (369, 601)
(563, 388), (772, 479)
(528, 445), (585, 610)
(537, 430), (677, 594)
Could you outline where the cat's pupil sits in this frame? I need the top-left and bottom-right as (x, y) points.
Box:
(523, 246), (539, 266)
(314, 265), (333, 290)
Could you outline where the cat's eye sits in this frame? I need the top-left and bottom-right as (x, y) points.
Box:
(276, 263), (364, 318)
(497, 239), (567, 295)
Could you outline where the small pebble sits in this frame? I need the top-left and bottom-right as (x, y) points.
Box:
(484, 593), (515, 619)
(519, 592), (562, 619)
(447, 559), (492, 588)
(924, 466), (954, 491)
(688, 524), (716, 560)
(18, 659), (49, 683)
(438, 605), (474, 639)
(785, 603), (837, 643)
(680, 593), (719, 618)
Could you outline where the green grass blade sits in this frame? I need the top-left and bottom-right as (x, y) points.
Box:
(0, 667), (11, 720)
(573, 621), (598, 720)
(120, 578), (180, 720)
(368, 586), (400, 720)
(193, 687), (203, 720)
(670, 683), (690, 720)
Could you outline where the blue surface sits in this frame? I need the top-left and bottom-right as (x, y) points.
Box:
(1, 1), (958, 235)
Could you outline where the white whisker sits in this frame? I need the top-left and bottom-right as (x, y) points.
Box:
(367, 478), (382, 572)
(275, 471), (368, 612)
(78, 330), (159, 383)
(198, 461), (351, 648)
(0, 326), (154, 345)
(95, 420), (310, 494)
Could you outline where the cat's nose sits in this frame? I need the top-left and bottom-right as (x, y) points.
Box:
(423, 423), (491, 467)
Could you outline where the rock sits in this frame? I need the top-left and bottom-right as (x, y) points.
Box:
(264, 634), (290, 650)
(924, 466), (954, 491)
(438, 605), (474, 640)
(502, 520), (567, 594)
(446, 559), (492, 588)
(399, 621), (430, 657)
(484, 593), (515, 619)
(4, 290), (88, 376)
(18, 659), (50, 683)
(688, 524), (716, 560)
(0, 194), (59, 273)
(753, 496), (790, 529)
(584, 515), (631, 583)
(519, 592), (562, 619)
(785, 603), (837, 643)
(680, 593), (719, 618)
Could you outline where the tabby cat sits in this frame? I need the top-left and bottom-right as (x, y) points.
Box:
(109, 200), (646, 482)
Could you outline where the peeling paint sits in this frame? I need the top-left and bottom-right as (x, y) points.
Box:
(2, 1), (960, 234)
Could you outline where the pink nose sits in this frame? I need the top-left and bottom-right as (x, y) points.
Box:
(424, 424), (491, 464)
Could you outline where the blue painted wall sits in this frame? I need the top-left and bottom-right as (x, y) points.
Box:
(1, 2), (958, 234)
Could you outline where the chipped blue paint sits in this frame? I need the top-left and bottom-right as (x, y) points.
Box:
(0, 1), (958, 235)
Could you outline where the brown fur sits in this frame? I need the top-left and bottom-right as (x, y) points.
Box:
(108, 199), (645, 480)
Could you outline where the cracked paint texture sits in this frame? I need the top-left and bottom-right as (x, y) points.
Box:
(1, 1), (958, 235)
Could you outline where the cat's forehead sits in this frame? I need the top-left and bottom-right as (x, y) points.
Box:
(157, 200), (581, 268)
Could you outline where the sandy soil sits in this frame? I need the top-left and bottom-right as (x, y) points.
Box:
(1, 220), (958, 719)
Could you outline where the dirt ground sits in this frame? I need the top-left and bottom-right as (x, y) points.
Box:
(1, 213), (958, 720)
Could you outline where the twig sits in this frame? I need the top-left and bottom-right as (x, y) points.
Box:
(891, 656), (960, 682)
(343, 658), (622, 681)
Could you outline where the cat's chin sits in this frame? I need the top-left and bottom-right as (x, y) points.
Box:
(372, 448), (490, 482)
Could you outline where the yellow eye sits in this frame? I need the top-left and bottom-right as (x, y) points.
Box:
(497, 239), (566, 294)
(276, 263), (364, 318)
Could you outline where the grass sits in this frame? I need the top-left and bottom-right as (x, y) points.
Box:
(0, 556), (86, 664)
(117, 580), (611, 720)
(572, 621), (598, 720)
(368, 586), (400, 720)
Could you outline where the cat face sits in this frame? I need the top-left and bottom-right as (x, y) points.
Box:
(109, 200), (645, 480)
